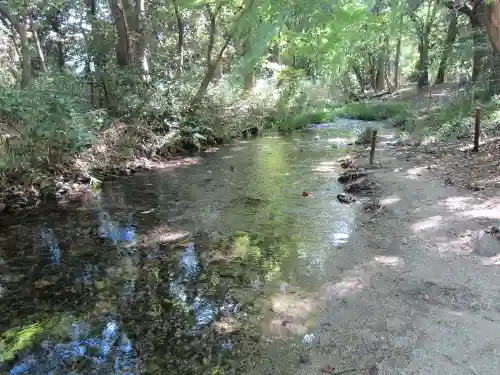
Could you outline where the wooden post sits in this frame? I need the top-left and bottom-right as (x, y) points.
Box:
(369, 129), (378, 165)
(473, 106), (480, 152)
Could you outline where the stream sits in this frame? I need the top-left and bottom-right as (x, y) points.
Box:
(0, 119), (375, 375)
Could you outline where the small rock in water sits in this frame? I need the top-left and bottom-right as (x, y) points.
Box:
(474, 230), (500, 257)
(314, 135), (320, 140)
(369, 364), (379, 375)
(362, 198), (382, 211)
(344, 177), (375, 193)
(338, 156), (355, 169)
(337, 193), (356, 204)
(489, 226), (500, 235)
(337, 170), (367, 183)
(299, 351), (311, 364)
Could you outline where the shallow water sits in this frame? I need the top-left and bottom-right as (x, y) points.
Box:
(0, 120), (373, 375)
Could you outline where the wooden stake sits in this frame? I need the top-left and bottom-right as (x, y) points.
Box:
(473, 106), (480, 152)
(369, 129), (378, 165)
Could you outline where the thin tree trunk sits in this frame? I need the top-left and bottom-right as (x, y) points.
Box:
(435, 11), (458, 85)
(108, 0), (131, 66)
(30, 17), (46, 73)
(417, 32), (430, 88)
(352, 64), (365, 92)
(393, 12), (403, 88)
(172, 0), (184, 73)
(394, 37), (401, 88)
(471, 16), (487, 82)
(190, 0), (256, 108)
(241, 38), (254, 92)
(375, 52), (385, 91)
(18, 24), (31, 88)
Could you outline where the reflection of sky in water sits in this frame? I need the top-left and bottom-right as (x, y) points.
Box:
(38, 228), (61, 265)
(9, 320), (138, 375)
(168, 242), (223, 330)
(98, 211), (136, 245)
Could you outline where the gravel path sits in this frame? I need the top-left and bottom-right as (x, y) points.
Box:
(296, 128), (500, 375)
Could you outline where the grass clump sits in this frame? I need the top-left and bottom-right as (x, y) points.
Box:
(332, 102), (410, 121)
(286, 108), (336, 129)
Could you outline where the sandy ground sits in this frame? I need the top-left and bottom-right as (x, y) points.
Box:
(289, 128), (500, 375)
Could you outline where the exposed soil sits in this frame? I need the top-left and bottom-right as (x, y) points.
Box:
(294, 127), (500, 375)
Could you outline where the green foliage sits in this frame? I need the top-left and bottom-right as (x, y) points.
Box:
(332, 102), (410, 121)
(0, 74), (105, 172)
(424, 98), (500, 139)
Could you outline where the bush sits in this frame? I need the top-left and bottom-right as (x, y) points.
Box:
(0, 74), (105, 175)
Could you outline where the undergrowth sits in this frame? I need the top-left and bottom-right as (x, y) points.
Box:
(0, 68), (337, 201)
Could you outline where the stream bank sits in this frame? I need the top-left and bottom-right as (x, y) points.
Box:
(292, 127), (500, 375)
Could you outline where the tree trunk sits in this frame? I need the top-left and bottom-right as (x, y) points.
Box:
(435, 11), (458, 85)
(477, 0), (500, 53)
(488, 51), (500, 95)
(172, 0), (184, 73)
(352, 64), (365, 92)
(132, 0), (148, 72)
(375, 50), (385, 91)
(30, 18), (46, 73)
(190, 0), (256, 108)
(47, 12), (66, 71)
(417, 32), (430, 88)
(368, 55), (376, 89)
(393, 12), (403, 88)
(471, 16), (487, 82)
(0, 6), (31, 88)
(18, 23), (31, 88)
(243, 73), (254, 91)
(108, 0), (131, 66)
(394, 37), (401, 88)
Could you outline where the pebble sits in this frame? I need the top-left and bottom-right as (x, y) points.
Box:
(299, 350), (311, 364)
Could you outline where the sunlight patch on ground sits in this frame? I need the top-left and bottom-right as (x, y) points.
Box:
(373, 255), (405, 269)
(163, 157), (201, 168)
(320, 268), (366, 301)
(221, 155), (234, 159)
(312, 160), (340, 174)
(266, 293), (317, 339)
(229, 146), (248, 152)
(405, 166), (428, 177)
(426, 232), (474, 255)
(411, 215), (444, 233)
(327, 137), (353, 144)
(438, 196), (475, 211)
(460, 207), (500, 220)
(379, 195), (402, 205)
(204, 147), (220, 153)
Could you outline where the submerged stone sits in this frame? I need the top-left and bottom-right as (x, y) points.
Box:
(474, 230), (500, 257)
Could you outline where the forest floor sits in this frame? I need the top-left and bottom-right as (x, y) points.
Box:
(295, 113), (500, 374)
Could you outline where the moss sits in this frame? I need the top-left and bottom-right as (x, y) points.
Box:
(0, 323), (44, 362)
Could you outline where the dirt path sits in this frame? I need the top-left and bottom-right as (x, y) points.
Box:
(297, 127), (500, 375)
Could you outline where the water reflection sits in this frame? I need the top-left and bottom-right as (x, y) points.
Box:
(0, 124), (364, 374)
(8, 320), (138, 375)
